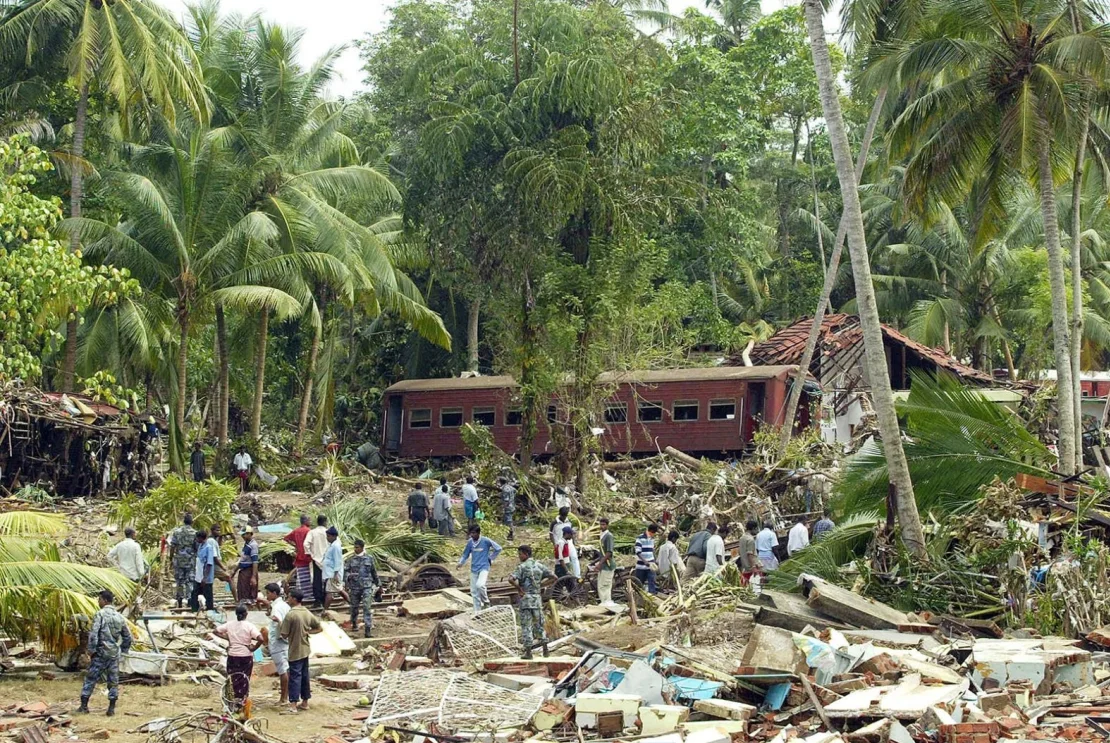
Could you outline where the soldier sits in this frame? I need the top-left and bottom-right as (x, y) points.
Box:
(168, 513), (197, 609)
(344, 539), (379, 638)
(508, 545), (553, 659)
(78, 590), (132, 716)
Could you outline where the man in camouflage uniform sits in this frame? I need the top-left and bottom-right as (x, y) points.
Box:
(78, 590), (132, 716)
(508, 545), (553, 659)
(344, 539), (379, 638)
(168, 513), (197, 609)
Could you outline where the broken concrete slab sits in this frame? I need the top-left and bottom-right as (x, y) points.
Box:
(575, 693), (642, 729)
(740, 625), (807, 675)
(399, 592), (471, 619)
(309, 621), (357, 657)
(757, 590), (853, 633)
(531, 699), (572, 731)
(319, 674), (376, 690)
(693, 699), (757, 721)
(639, 705), (690, 736)
(684, 723), (741, 743)
(800, 574), (914, 630)
(825, 674), (968, 719)
(968, 638), (1092, 695)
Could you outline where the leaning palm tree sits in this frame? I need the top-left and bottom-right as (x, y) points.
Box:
(0, 0), (209, 392)
(60, 118), (306, 468)
(803, 0), (928, 558)
(888, 0), (1110, 474)
(0, 511), (137, 655)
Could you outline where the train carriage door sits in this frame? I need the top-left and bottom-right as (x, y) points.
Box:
(385, 395), (404, 452)
(744, 382), (766, 442)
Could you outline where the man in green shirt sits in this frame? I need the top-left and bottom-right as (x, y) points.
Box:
(278, 588), (323, 712)
(594, 517), (616, 606)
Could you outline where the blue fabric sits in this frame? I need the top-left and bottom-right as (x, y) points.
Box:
(459, 536), (502, 573)
(239, 539), (260, 569)
(464, 499), (478, 520)
(634, 534), (656, 568)
(82, 654), (120, 700)
(194, 540), (215, 583)
(322, 540), (344, 580)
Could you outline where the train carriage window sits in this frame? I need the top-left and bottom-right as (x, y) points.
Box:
(709, 399), (736, 421)
(473, 407), (496, 426)
(673, 400), (699, 421)
(547, 405), (558, 423)
(409, 409), (432, 429)
(604, 402), (628, 424)
(507, 409), (523, 426)
(440, 408), (464, 427)
(638, 401), (664, 422)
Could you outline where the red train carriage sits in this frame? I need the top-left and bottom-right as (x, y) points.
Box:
(381, 365), (815, 459)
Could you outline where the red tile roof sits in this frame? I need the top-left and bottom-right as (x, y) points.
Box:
(744, 314), (998, 386)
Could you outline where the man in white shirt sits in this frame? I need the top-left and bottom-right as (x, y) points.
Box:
(107, 527), (147, 581)
(303, 515), (329, 607)
(656, 529), (682, 584)
(233, 446), (253, 493)
(462, 475), (480, 526)
(756, 520), (780, 570)
(704, 523), (726, 576)
(787, 517), (810, 556)
(262, 583), (291, 705)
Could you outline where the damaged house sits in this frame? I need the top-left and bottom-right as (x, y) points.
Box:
(738, 314), (1018, 444)
(0, 388), (158, 497)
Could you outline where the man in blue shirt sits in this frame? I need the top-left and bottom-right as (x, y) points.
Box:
(634, 523), (659, 594)
(813, 509), (836, 540)
(322, 527), (344, 609)
(458, 525), (502, 611)
(190, 529), (215, 611)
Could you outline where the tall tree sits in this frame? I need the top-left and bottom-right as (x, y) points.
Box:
(888, 0), (1110, 475)
(803, 0), (927, 557)
(0, 0), (209, 392)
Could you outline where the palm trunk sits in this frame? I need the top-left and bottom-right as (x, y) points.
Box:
(777, 84), (888, 456)
(1070, 98), (1089, 469)
(518, 273), (538, 469)
(803, 0), (927, 558)
(215, 302), (230, 447)
(1069, 0), (1088, 471)
(62, 83), (90, 393)
(295, 310), (323, 457)
(1035, 121), (1077, 475)
(941, 270), (951, 354)
(250, 311), (269, 441)
(174, 302), (191, 472)
(467, 298), (480, 373)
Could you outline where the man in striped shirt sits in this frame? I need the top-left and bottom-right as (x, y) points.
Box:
(634, 523), (660, 594)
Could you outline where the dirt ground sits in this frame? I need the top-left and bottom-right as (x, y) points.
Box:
(0, 673), (371, 743)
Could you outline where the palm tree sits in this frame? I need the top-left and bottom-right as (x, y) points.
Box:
(888, 0), (1110, 475)
(803, 0), (928, 558)
(0, 511), (137, 655)
(0, 0), (209, 392)
(191, 13), (449, 451)
(61, 119), (304, 467)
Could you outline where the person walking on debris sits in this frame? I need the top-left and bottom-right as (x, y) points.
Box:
(813, 508), (835, 540)
(209, 523), (235, 599)
(304, 515), (329, 607)
(499, 476), (517, 541)
(509, 545), (553, 659)
(169, 513), (197, 608)
(657, 529), (682, 585)
(108, 527), (147, 582)
(634, 523), (660, 594)
(462, 475), (480, 526)
(738, 519), (760, 584)
(284, 514), (313, 595)
(684, 525), (709, 578)
(345, 539), (379, 638)
(261, 583), (291, 705)
(407, 483), (429, 532)
(756, 520), (779, 571)
(233, 445), (252, 492)
(78, 590), (132, 716)
(594, 517), (616, 605)
(232, 528), (260, 606)
(321, 526), (344, 609)
(190, 529), (215, 611)
(459, 524), (502, 612)
(704, 523), (726, 576)
(279, 588), (323, 713)
(214, 603), (263, 709)
(558, 525), (581, 578)
(787, 515), (810, 556)
(433, 478), (455, 537)
(190, 442), (206, 482)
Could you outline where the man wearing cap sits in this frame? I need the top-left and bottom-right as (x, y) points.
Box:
(232, 528), (260, 606)
(321, 526), (344, 609)
(78, 589), (132, 716)
(344, 539), (379, 638)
